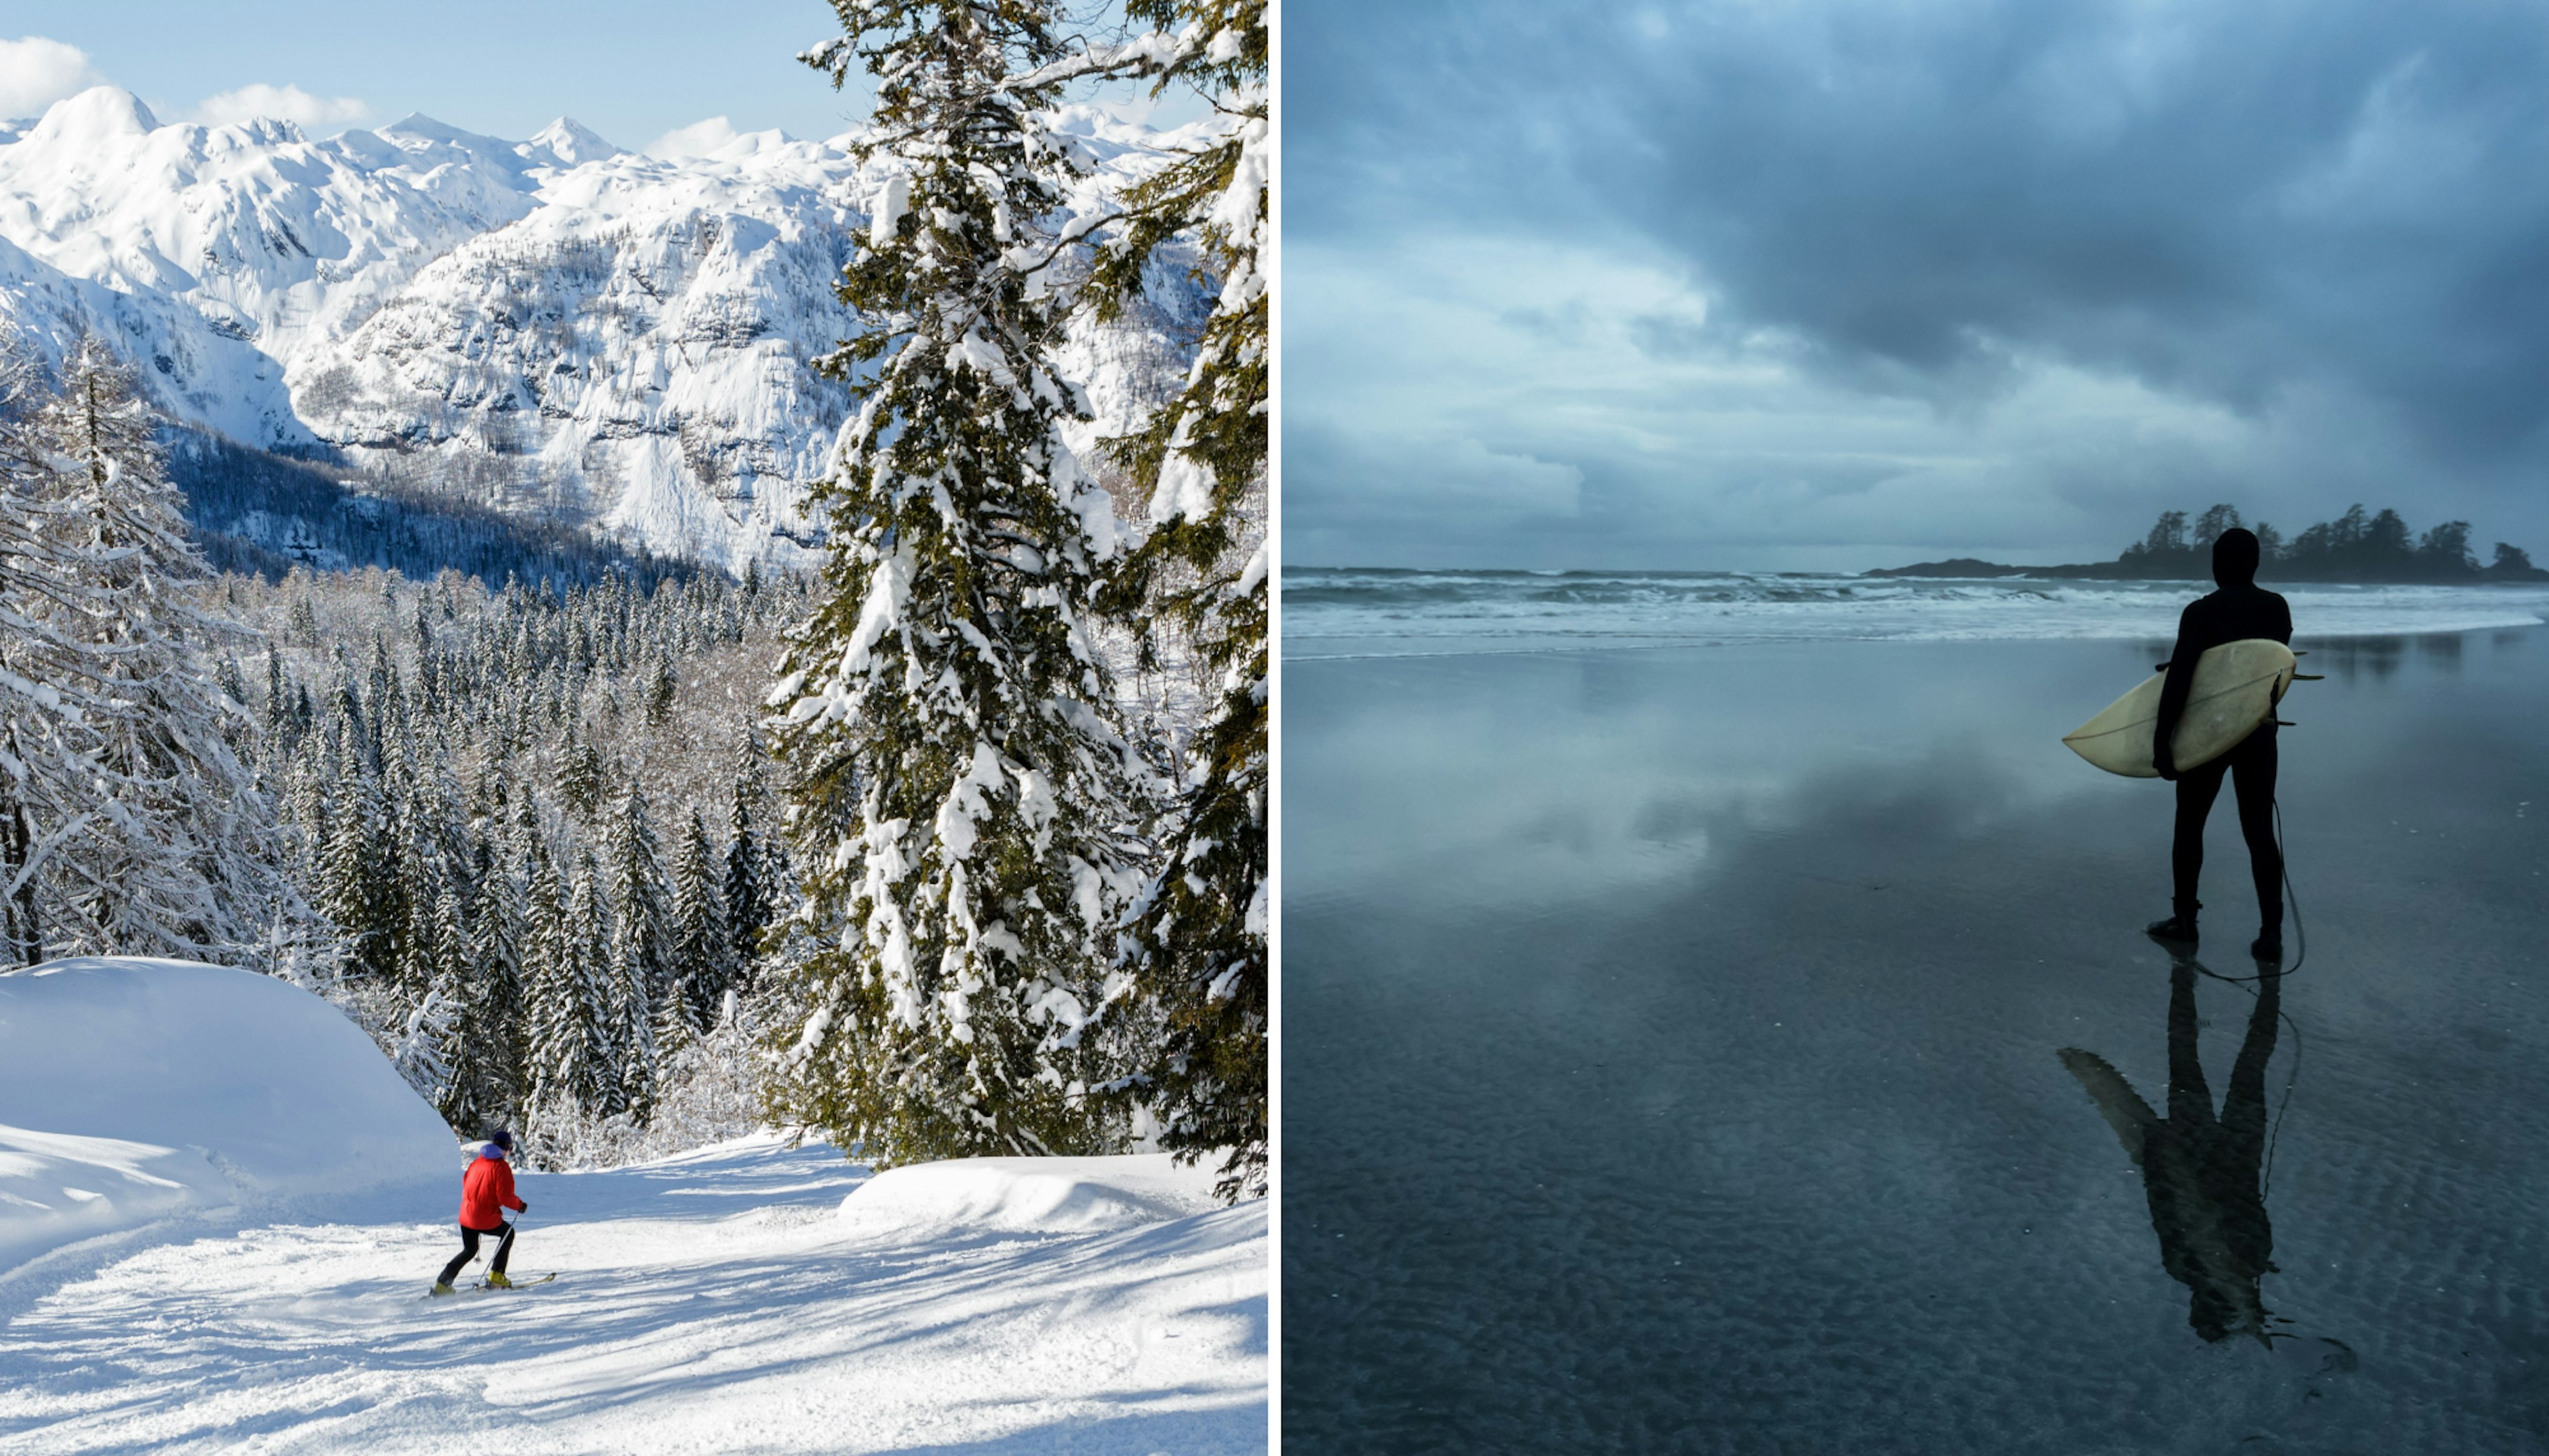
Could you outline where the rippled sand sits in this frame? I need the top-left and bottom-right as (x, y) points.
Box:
(1285, 628), (2549, 1453)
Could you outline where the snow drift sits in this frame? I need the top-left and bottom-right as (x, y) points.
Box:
(0, 958), (457, 1271)
(836, 1153), (1222, 1240)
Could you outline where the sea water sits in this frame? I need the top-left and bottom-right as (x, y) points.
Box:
(1284, 612), (2549, 1453)
(1286, 566), (2549, 658)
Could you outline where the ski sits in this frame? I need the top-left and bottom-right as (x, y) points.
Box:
(472, 1272), (558, 1291)
(429, 1272), (558, 1298)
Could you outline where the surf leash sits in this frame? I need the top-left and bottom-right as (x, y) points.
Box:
(2155, 776), (2306, 1196)
(2179, 790), (2305, 1195)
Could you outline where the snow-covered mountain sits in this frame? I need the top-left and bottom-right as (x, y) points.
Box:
(0, 87), (1201, 571)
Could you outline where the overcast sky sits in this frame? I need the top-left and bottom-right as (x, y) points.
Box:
(5, 4), (1178, 161)
(1287, 0), (2549, 571)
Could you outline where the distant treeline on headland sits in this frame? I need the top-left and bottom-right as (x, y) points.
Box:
(1869, 502), (2549, 582)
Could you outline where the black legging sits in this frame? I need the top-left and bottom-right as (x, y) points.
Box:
(437, 1221), (515, 1285)
(2173, 727), (2281, 930)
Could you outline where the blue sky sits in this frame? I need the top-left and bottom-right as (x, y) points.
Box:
(6, 3), (1182, 157)
(1288, 0), (2549, 571)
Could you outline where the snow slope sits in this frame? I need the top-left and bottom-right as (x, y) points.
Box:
(0, 1135), (1267, 1454)
(0, 958), (457, 1272)
(0, 88), (1206, 571)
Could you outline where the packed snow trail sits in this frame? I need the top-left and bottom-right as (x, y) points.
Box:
(0, 1134), (1267, 1454)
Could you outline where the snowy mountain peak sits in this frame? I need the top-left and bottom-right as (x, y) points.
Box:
(0, 92), (1203, 571)
(522, 117), (623, 168)
(372, 112), (546, 182)
(27, 86), (161, 144)
(377, 111), (489, 145)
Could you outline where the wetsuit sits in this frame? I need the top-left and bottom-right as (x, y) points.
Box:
(2154, 540), (2291, 936)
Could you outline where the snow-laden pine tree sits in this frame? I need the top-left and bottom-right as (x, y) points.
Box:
(262, 647), (294, 748)
(670, 806), (734, 1032)
(607, 784), (669, 1123)
(775, 0), (1144, 1163)
(469, 830), (528, 1123)
(1045, 1), (1271, 1199)
(424, 879), (485, 1129)
(13, 339), (306, 965)
(567, 848), (623, 1115)
(320, 737), (392, 978)
(561, 733), (605, 819)
(519, 812), (579, 1126)
(282, 750), (329, 883)
(724, 730), (776, 979)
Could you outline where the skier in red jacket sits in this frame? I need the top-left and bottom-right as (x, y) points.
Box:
(430, 1128), (529, 1295)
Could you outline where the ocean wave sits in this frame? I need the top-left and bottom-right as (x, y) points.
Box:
(1283, 568), (2549, 656)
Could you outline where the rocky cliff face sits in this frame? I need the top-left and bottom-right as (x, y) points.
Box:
(0, 88), (1200, 571)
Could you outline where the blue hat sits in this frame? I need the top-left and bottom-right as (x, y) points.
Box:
(488, 1128), (514, 1150)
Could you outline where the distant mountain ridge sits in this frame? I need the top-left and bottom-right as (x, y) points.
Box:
(1868, 553), (2549, 582)
(0, 87), (1204, 573)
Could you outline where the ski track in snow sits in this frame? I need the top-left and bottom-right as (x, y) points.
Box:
(0, 1135), (1267, 1455)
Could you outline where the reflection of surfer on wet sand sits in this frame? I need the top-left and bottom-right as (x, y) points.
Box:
(2060, 952), (2282, 1345)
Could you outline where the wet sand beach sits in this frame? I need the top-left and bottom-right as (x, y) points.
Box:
(1284, 628), (2549, 1453)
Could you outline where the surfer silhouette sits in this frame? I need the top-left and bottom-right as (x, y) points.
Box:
(2146, 528), (2291, 960)
(2059, 950), (2282, 1345)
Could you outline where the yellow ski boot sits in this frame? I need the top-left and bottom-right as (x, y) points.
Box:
(485, 1272), (514, 1289)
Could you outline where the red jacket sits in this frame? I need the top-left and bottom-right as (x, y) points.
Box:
(459, 1151), (525, 1231)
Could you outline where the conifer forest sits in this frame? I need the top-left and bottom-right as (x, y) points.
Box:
(0, 0), (1267, 1200)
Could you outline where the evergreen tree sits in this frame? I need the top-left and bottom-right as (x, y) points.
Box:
(607, 785), (671, 1124)
(264, 647), (294, 746)
(425, 880), (484, 1130)
(617, 940), (660, 1122)
(567, 848), (622, 1114)
(320, 733), (394, 980)
(561, 731), (606, 819)
(2192, 504), (2243, 548)
(2137, 510), (2190, 557)
(520, 816), (579, 1121)
(724, 732), (775, 979)
(655, 958), (698, 1066)
(401, 836), (451, 1006)
(2418, 520), (2477, 575)
(782, 0), (1144, 1163)
(2366, 508), (2413, 563)
(215, 658), (251, 749)
(283, 751), (329, 881)
(643, 656), (676, 727)
(470, 828), (527, 1124)
(671, 806), (734, 1031)
(1053, 0), (1272, 1199)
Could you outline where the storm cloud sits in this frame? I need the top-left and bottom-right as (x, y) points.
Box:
(1287, 0), (2549, 569)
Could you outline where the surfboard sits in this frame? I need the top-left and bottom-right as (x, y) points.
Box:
(2063, 639), (2299, 778)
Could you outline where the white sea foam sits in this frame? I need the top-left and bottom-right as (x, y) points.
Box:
(1284, 568), (2549, 657)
